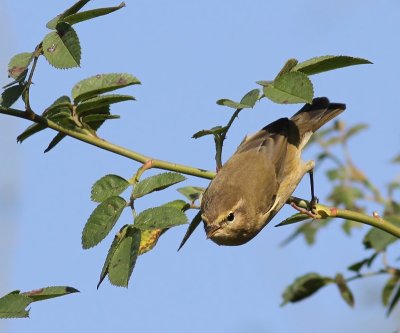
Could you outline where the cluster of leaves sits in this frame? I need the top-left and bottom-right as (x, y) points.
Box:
(82, 171), (204, 288)
(278, 120), (400, 315)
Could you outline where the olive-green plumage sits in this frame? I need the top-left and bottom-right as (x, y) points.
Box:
(201, 97), (345, 246)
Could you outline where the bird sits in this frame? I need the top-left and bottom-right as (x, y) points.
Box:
(200, 97), (345, 246)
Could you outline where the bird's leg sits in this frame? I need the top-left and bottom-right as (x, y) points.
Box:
(308, 170), (319, 213)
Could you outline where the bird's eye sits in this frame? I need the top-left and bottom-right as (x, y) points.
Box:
(227, 212), (235, 223)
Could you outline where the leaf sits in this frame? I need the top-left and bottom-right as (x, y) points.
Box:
(391, 155), (400, 164)
(63, 3), (126, 25)
(76, 94), (135, 114)
(341, 219), (362, 235)
(178, 210), (203, 251)
(23, 286), (79, 302)
(1, 84), (24, 107)
(239, 89), (260, 107)
(80, 105), (111, 131)
(263, 71), (313, 104)
(44, 132), (67, 153)
(42, 23), (81, 69)
(334, 274), (354, 307)
(72, 73), (141, 103)
(46, 0), (91, 29)
(281, 273), (333, 306)
(82, 196), (127, 249)
(0, 294), (32, 318)
(7, 52), (33, 79)
(91, 174), (130, 202)
(347, 253), (378, 273)
(98, 225), (127, 289)
(292, 55), (372, 76)
(328, 185), (364, 207)
(138, 229), (164, 255)
(363, 216), (400, 251)
(108, 226), (141, 287)
(134, 206), (188, 230)
(276, 58), (299, 78)
(163, 200), (189, 211)
(388, 284), (400, 316)
(326, 167), (345, 181)
(192, 126), (226, 139)
(275, 213), (311, 227)
(382, 274), (400, 307)
(132, 172), (186, 199)
(344, 124), (368, 141)
(280, 219), (330, 247)
(216, 99), (250, 109)
(177, 186), (205, 202)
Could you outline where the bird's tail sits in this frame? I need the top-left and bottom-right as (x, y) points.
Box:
(291, 97), (346, 135)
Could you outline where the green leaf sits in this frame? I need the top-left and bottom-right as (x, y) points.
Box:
(82, 196), (127, 249)
(138, 229), (164, 255)
(134, 206), (188, 230)
(216, 89), (260, 109)
(7, 52), (33, 80)
(216, 99), (250, 109)
(63, 3), (126, 25)
(178, 210), (203, 251)
(363, 216), (400, 251)
(44, 133), (67, 153)
(382, 274), (400, 307)
(72, 73), (141, 103)
(108, 226), (141, 287)
(98, 225), (127, 289)
(292, 55), (372, 76)
(46, 0), (91, 29)
(0, 294), (32, 318)
(192, 126), (226, 139)
(344, 124), (368, 141)
(281, 273), (333, 306)
(80, 105), (111, 131)
(1, 84), (24, 107)
(388, 283), (400, 316)
(326, 167), (345, 181)
(177, 186), (205, 202)
(276, 58), (299, 78)
(162, 199), (190, 211)
(334, 274), (354, 307)
(263, 71), (313, 104)
(328, 185), (364, 207)
(275, 213), (311, 227)
(43, 23), (81, 69)
(347, 253), (378, 273)
(280, 219), (330, 246)
(341, 219), (362, 235)
(23, 286), (79, 302)
(76, 94), (135, 114)
(132, 172), (186, 199)
(91, 175), (130, 202)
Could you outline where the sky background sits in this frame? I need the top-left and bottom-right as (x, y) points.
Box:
(1, 0), (400, 332)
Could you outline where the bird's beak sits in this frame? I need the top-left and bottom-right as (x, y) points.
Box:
(205, 224), (221, 239)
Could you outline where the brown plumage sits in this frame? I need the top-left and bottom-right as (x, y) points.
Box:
(201, 97), (346, 246)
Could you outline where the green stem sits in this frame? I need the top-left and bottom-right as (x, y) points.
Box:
(0, 106), (216, 180)
(288, 196), (400, 238)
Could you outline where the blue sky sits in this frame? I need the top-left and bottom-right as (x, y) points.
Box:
(1, 0), (400, 332)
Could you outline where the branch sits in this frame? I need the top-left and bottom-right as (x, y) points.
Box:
(287, 196), (400, 238)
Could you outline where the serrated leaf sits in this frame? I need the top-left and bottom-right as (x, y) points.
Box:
(43, 23), (81, 69)
(292, 55), (372, 76)
(91, 174), (130, 202)
(72, 73), (141, 103)
(80, 105), (111, 131)
(132, 172), (186, 199)
(63, 3), (126, 25)
(363, 216), (400, 251)
(281, 273), (333, 306)
(7, 52), (33, 79)
(76, 94), (135, 114)
(0, 294), (32, 318)
(178, 210), (202, 251)
(46, 0), (91, 29)
(98, 225), (127, 289)
(177, 186), (205, 202)
(263, 71), (313, 104)
(382, 274), (400, 307)
(138, 229), (164, 255)
(388, 284), (400, 315)
(163, 200), (190, 211)
(82, 196), (127, 249)
(335, 274), (354, 307)
(275, 213), (311, 227)
(44, 133), (67, 153)
(344, 124), (368, 141)
(23, 286), (79, 302)
(1, 84), (24, 107)
(347, 253), (378, 273)
(192, 126), (226, 139)
(134, 206), (188, 230)
(276, 58), (299, 78)
(108, 226), (141, 287)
